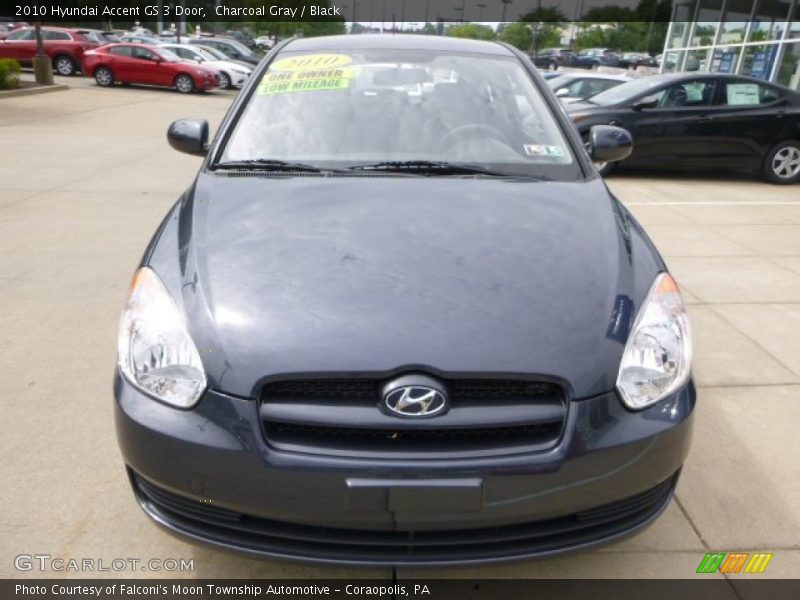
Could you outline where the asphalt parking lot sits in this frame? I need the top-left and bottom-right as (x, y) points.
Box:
(2, 77), (799, 581)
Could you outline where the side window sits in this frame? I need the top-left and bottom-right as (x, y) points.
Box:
(721, 82), (782, 106)
(132, 47), (155, 61)
(43, 31), (70, 41)
(175, 48), (193, 59)
(6, 29), (34, 41)
(109, 46), (132, 57)
(658, 80), (717, 108)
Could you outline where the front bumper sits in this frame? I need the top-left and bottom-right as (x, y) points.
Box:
(115, 374), (695, 565)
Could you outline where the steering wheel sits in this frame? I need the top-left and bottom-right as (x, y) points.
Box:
(439, 123), (509, 151)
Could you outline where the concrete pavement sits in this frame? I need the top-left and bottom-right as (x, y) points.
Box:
(1, 83), (799, 580)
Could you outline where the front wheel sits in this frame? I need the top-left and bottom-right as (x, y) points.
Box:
(218, 71), (232, 89)
(54, 55), (77, 76)
(94, 66), (114, 87)
(763, 140), (800, 184)
(175, 74), (195, 94)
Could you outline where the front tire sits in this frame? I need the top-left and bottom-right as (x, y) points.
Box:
(218, 71), (232, 89)
(763, 140), (800, 184)
(54, 54), (77, 76)
(175, 74), (195, 94)
(94, 66), (114, 87)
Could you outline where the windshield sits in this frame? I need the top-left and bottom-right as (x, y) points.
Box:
(224, 39), (253, 55)
(199, 45), (229, 61)
(547, 75), (576, 89)
(589, 77), (667, 106)
(220, 49), (579, 179)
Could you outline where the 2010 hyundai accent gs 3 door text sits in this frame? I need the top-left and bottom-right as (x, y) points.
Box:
(114, 35), (695, 566)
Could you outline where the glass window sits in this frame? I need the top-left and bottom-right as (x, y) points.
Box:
(221, 49), (580, 180)
(686, 48), (711, 71)
(661, 51), (683, 73)
(668, 1), (696, 49)
(775, 42), (800, 91)
(720, 81), (783, 106)
(691, 0), (723, 46)
(6, 28), (34, 41)
(657, 79), (718, 108)
(720, 0), (754, 44)
(109, 46), (132, 57)
(132, 47), (156, 61)
(43, 30), (71, 41)
(749, 0), (792, 42)
(740, 44), (781, 80)
(709, 47), (740, 73)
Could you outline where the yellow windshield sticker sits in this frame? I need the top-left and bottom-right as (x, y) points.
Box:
(270, 53), (352, 72)
(258, 56), (358, 96)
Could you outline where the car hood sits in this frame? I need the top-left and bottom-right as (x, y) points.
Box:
(148, 173), (654, 400)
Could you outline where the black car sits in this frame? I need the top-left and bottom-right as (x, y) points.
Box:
(618, 52), (658, 70)
(574, 48), (620, 70)
(115, 34), (694, 565)
(567, 73), (800, 183)
(531, 47), (576, 70)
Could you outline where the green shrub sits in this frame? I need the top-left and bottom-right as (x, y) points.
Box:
(0, 58), (21, 90)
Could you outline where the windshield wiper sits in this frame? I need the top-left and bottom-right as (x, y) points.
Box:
(213, 159), (347, 173)
(347, 160), (534, 178)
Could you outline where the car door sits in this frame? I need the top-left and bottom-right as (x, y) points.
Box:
(690, 79), (794, 168)
(0, 28), (35, 61)
(107, 46), (135, 81)
(622, 78), (720, 165)
(128, 46), (163, 85)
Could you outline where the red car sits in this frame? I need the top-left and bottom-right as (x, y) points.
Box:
(0, 26), (100, 75)
(82, 44), (218, 93)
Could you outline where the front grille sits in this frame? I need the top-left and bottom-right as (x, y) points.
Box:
(259, 375), (567, 459)
(132, 471), (678, 565)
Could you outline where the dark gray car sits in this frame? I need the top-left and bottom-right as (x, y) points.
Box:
(115, 34), (694, 565)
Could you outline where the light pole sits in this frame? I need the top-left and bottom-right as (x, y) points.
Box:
(500, 0), (512, 24)
(32, 18), (53, 85)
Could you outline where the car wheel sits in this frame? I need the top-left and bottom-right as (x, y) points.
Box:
(94, 66), (114, 87)
(54, 55), (77, 76)
(175, 74), (195, 94)
(763, 140), (800, 184)
(591, 62), (600, 71)
(218, 72), (232, 89)
(583, 137), (615, 177)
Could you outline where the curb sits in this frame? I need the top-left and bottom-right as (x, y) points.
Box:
(0, 83), (69, 99)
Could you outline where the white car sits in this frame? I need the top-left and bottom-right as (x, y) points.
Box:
(160, 43), (252, 89)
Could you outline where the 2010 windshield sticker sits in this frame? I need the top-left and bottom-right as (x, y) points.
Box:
(258, 53), (357, 95)
(524, 144), (564, 157)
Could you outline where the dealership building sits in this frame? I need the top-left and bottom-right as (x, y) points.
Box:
(662, 0), (800, 90)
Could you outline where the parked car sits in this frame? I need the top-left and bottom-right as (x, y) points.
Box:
(188, 36), (260, 66)
(223, 30), (257, 50)
(0, 26), (100, 75)
(194, 43), (254, 71)
(531, 47), (576, 70)
(120, 34), (162, 46)
(82, 44), (218, 93)
(618, 52), (658, 70)
(566, 73), (800, 183)
(548, 73), (629, 103)
(160, 43), (251, 89)
(115, 34), (695, 566)
(254, 35), (273, 50)
(574, 48), (620, 70)
(0, 17), (27, 32)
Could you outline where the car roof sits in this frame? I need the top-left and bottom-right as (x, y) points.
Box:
(553, 72), (630, 81)
(283, 34), (514, 56)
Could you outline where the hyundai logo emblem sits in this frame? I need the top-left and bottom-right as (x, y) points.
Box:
(383, 385), (448, 418)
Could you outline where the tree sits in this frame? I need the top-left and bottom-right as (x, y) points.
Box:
(519, 7), (565, 54)
(445, 23), (495, 41)
(498, 22), (532, 51)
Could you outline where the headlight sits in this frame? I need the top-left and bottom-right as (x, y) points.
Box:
(117, 267), (206, 408)
(616, 273), (691, 410)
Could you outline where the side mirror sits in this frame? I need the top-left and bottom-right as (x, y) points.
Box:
(632, 97), (659, 110)
(167, 118), (209, 156)
(555, 88), (570, 97)
(589, 124), (633, 164)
